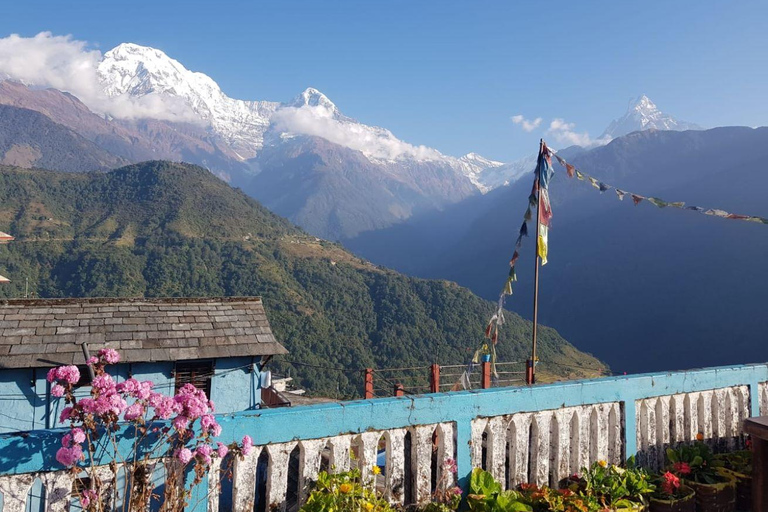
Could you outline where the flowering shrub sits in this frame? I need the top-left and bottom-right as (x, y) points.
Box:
(665, 442), (723, 484)
(466, 468), (531, 512)
(48, 348), (249, 511)
(299, 468), (394, 512)
(580, 459), (654, 509)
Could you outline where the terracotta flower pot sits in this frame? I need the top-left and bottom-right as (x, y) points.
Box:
(686, 474), (736, 512)
(649, 485), (696, 512)
(716, 468), (751, 512)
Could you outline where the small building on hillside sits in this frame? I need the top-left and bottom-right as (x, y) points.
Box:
(0, 296), (288, 434)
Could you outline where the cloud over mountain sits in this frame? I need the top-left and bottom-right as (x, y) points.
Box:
(0, 32), (197, 122)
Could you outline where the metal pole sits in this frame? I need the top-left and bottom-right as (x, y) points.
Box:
(527, 139), (544, 385)
(81, 342), (96, 381)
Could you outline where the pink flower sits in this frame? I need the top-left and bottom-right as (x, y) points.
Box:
(195, 444), (213, 464)
(62, 433), (73, 448)
(98, 348), (120, 364)
(661, 471), (681, 495)
(55, 444), (83, 466)
(149, 393), (179, 419)
(87, 356), (98, 365)
(124, 403), (144, 421)
(59, 407), (75, 423)
(51, 384), (65, 397)
(71, 428), (86, 444)
(444, 458), (458, 474)
(217, 442), (229, 458)
(173, 415), (190, 431)
(242, 435), (253, 455)
(80, 489), (98, 507)
(92, 374), (116, 394)
(176, 447), (193, 465)
(48, 365), (80, 385)
(201, 414), (221, 436)
(674, 461), (692, 475)
(450, 486), (463, 496)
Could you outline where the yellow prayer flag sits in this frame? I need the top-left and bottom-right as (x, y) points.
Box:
(537, 225), (548, 265)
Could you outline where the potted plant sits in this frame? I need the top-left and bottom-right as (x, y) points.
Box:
(666, 443), (735, 512)
(517, 483), (599, 512)
(714, 445), (752, 512)
(649, 471), (695, 512)
(300, 467), (395, 512)
(581, 460), (655, 511)
(466, 468), (532, 511)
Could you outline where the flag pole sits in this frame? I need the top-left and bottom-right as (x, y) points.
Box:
(527, 139), (544, 385)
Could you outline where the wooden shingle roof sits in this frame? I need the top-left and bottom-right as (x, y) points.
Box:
(0, 297), (287, 369)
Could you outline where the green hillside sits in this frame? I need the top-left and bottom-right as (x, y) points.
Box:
(0, 161), (605, 395)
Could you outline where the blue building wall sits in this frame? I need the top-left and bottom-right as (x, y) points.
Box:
(0, 357), (262, 434)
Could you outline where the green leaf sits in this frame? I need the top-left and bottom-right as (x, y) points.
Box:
(666, 448), (678, 463)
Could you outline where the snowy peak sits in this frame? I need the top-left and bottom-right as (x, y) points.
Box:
(290, 87), (339, 114)
(459, 152), (505, 169)
(601, 94), (700, 139)
(98, 42), (281, 158)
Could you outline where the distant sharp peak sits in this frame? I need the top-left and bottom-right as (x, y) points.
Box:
(601, 94), (700, 139)
(290, 87), (338, 112)
(459, 152), (505, 168)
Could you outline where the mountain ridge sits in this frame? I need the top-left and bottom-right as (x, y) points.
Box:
(0, 160), (606, 394)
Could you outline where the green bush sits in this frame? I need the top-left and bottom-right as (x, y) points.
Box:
(300, 468), (394, 512)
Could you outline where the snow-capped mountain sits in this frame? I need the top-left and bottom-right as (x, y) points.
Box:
(600, 95), (700, 139)
(456, 152), (536, 192)
(98, 43), (280, 159)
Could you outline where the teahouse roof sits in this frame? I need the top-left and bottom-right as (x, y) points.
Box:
(0, 297), (287, 369)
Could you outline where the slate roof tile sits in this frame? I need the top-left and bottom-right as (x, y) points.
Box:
(0, 297), (286, 369)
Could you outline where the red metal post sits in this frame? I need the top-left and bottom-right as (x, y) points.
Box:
(394, 383), (405, 397)
(481, 361), (491, 389)
(430, 363), (440, 393)
(364, 368), (374, 399)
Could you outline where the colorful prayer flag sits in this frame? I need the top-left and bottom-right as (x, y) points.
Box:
(669, 201), (685, 208)
(508, 266), (517, 281)
(538, 224), (549, 265)
(524, 207), (532, 221)
(502, 278), (513, 296)
(510, 250), (519, 267)
(536, 143), (555, 190)
(588, 176), (600, 189)
(615, 189), (626, 201)
(539, 188), (553, 227)
(598, 182), (610, 192)
(648, 197), (668, 208)
(520, 221), (528, 237)
(576, 170), (585, 180)
(631, 194), (644, 206)
(566, 163), (575, 178)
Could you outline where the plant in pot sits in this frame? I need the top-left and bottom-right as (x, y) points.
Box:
(300, 467), (395, 512)
(517, 483), (599, 512)
(466, 468), (532, 512)
(666, 443), (735, 512)
(649, 471), (695, 512)
(713, 444), (752, 512)
(581, 459), (655, 511)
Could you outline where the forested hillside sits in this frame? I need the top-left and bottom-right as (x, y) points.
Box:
(0, 162), (605, 395)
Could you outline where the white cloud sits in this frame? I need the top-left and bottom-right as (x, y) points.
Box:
(0, 32), (198, 122)
(511, 114), (542, 132)
(547, 118), (612, 148)
(271, 105), (443, 162)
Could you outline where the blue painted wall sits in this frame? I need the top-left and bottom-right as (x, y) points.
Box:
(0, 362), (765, 510)
(0, 357), (262, 434)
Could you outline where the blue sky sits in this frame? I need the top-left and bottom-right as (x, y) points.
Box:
(1, 0), (766, 161)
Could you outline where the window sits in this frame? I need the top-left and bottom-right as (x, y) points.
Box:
(174, 360), (214, 397)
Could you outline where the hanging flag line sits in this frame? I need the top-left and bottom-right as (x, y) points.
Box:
(473, 142), (555, 380)
(551, 153), (768, 224)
